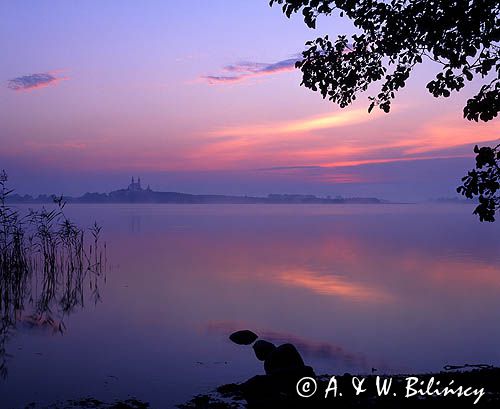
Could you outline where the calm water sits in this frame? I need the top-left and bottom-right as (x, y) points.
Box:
(1, 204), (500, 408)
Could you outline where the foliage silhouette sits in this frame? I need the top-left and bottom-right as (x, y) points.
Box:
(269, 0), (498, 118)
(457, 143), (500, 221)
(269, 0), (500, 221)
(0, 171), (106, 379)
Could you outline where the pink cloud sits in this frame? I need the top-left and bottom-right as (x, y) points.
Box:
(7, 71), (68, 92)
(201, 57), (298, 84)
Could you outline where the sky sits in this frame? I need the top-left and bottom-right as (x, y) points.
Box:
(0, 0), (499, 201)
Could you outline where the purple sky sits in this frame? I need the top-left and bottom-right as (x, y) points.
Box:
(1, 0), (498, 200)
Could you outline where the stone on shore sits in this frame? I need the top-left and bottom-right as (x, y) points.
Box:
(264, 343), (305, 375)
(252, 340), (276, 361)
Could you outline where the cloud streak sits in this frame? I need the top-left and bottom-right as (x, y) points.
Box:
(202, 57), (298, 84)
(188, 106), (499, 175)
(7, 72), (66, 92)
(210, 108), (381, 138)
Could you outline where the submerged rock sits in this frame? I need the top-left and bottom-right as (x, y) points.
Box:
(229, 330), (258, 345)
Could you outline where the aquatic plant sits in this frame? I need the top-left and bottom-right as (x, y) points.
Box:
(0, 170), (106, 379)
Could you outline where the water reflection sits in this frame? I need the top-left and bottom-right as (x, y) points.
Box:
(272, 269), (392, 302)
(206, 321), (371, 369)
(1, 204), (500, 408)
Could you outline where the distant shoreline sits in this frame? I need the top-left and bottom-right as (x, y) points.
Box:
(7, 179), (472, 206)
(7, 190), (385, 205)
(5, 177), (390, 205)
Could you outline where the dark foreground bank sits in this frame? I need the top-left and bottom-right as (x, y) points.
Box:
(21, 328), (500, 409)
(19, 367), (500, 409)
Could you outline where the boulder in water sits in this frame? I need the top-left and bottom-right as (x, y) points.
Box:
(253, 340), (276, 361)
(264, 343), (305, 375)
(229, 329), (258, 345)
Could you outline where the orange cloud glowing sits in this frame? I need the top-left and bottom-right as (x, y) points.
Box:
(402, 119), (500, 155)
(212, 108), (381, 138)
(321, 154), (472, 168)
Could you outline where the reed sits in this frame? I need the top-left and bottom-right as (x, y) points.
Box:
(0, 170), (106, 379)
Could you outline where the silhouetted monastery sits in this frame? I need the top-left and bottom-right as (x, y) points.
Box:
(127, 176), (151, 192)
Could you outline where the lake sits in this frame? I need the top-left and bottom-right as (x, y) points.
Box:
(1, 204), (500, 408)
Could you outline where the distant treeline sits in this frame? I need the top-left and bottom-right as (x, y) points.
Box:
(6, 188), (382, 205)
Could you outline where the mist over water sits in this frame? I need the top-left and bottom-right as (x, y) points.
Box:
(1, 203), (500, 408)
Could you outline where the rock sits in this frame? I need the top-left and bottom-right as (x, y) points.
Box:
(264, 343), (305, 375)
(272, 365), (316, 393)
(241, 366), (316, 407)
(253, 340), (276, 361)
(241, 375), (280, 405)
(229, 330), (258, 345)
